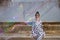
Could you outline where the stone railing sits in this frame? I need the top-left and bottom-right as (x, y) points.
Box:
(0, 22), (60, 40)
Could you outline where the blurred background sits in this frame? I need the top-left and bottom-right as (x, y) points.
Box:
(0, 0), (60, 22)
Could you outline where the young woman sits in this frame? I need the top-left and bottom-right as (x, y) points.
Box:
(32, 11), (45, 40)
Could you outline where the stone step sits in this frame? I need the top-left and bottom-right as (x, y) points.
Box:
(0, 37), (60, 40)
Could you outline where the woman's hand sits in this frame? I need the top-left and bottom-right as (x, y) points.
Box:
(33, 36), (37, 40)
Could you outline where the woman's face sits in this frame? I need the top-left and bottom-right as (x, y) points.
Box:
(35, 14), (40, 19)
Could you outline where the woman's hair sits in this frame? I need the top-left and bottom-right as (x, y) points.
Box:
(35, 11), (40, 16)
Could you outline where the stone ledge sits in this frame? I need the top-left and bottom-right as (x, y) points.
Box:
(0, 33), (60, 38)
